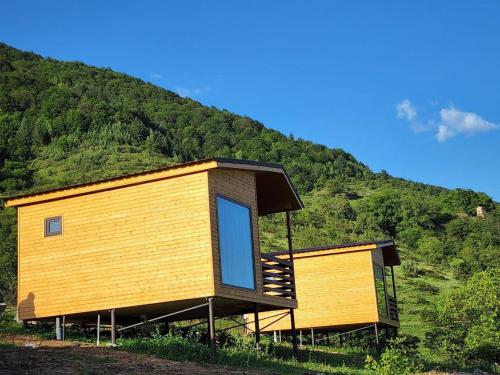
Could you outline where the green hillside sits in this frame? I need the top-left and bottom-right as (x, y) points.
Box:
(0, 42), (498, 354)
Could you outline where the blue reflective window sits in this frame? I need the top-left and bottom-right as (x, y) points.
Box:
(45, 216), (62, 237)
(217, 196), (256, 289)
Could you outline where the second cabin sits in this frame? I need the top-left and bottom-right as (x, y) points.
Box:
(255, 240), (401, 336)
(6, 158), (303, 332)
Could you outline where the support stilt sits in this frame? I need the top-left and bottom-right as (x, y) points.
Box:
(62, 315), (65, 341)
(374, 323), (380, 354)
(311, 328), (315, 347)
(96, 313), (101, 346)
(208, 297), (216, 358)
(55, 317), (62, 340)
(286, 210), (299, 358)
(254, 303), (260, 348)
(299, 329), (303, 348)
(273, 331), (277, 343)
(110, 309), (116, 347)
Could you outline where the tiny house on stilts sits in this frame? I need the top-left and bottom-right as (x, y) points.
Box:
(5, 158), (303, 355)
(254, 240), (401, 349)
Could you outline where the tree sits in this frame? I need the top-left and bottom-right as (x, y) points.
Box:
(424, 269), (500, 366)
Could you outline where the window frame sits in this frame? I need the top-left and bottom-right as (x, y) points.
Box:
(373, 261), (389, 317)
(44, 216), (63, 237)
(215, 194), (257, 291)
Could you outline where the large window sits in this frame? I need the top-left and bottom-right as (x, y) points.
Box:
(217, 196), (256, 289)
(373, 263), (388, 317)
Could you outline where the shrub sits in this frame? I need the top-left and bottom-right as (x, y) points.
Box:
(365, 335), (422, 375)
(411, 280), (439, 295)
(423, 269), (499, 368)
(401, 260), (424, 278)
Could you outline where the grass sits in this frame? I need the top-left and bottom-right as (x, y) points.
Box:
(395, 262), (461, 341)
(118, 334), (371, 375)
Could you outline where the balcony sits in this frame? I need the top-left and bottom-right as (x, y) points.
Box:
(261, 253), (296, 299)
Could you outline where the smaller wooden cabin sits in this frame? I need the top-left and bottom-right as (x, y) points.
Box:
(255, 240), (400, 337)
(5, 158), (303, 348)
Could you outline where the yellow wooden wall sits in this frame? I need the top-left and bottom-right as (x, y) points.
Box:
(257, 249), (380, 331)
(17, 171), (214, 320)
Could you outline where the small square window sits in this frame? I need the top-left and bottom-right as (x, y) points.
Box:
(45, 216), (62, 237)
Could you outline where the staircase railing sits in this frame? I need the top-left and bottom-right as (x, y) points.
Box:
(387, 295), (399, 321)
(261, 253), (296, 299)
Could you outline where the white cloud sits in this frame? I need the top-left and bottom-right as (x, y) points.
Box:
(437, 107), (499, 142)
(175, 86), (209, 98)
(396, 100), (498, 142)
(149, 73), (163, 79)
(396, 99), (417, 121)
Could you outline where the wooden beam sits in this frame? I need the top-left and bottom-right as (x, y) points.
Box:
(263, 287), (295, 297)
(262, 271), (294, 282)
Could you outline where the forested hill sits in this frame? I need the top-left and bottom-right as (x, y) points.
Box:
(0, 42), (498, 310)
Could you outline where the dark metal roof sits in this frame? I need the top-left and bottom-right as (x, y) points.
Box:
(3, 157), (304, 214)
(270, 239), (400, 266)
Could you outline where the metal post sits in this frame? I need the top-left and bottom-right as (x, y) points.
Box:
(311, 328), (315, 347)
(391, 266), (397, 302)
(55, 317), (62, 340)
(286, 210), (299, 358)
(273, 331), (277, 343)
(279, 330), (282, 342)
(96, 313), (101, 346)
(110, 309), (116, 347)
(374, 323), (380, 354)
(62, 315), (65, 341)
(299, 330), (303, 348)
(254, 303), (260, 348)
(208, 297), (216, 358)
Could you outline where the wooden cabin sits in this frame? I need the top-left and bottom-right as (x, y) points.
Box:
(254, 240), (400, 339)
(5, 158), (303, 347)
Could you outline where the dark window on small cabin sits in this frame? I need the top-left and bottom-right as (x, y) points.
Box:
(216, 196), (256, 290)
(385, 266), (395, 298)
(373, 263), (388, 317)
(45, 217), (62, 237)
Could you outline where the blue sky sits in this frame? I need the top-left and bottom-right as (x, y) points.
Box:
(2, 1), (499, 200)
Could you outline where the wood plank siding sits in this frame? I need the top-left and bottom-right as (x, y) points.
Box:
(8, 159), (302, 322)
(17, 171), (214, 320)
(255, 243), (399, 332)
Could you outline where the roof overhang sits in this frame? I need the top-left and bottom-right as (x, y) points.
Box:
(271, 239), (401, 266)
(3, 158), (304, 215)
(377, 240), (400, 266)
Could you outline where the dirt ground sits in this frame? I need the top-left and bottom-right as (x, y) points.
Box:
(0, 336), (264, 375)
